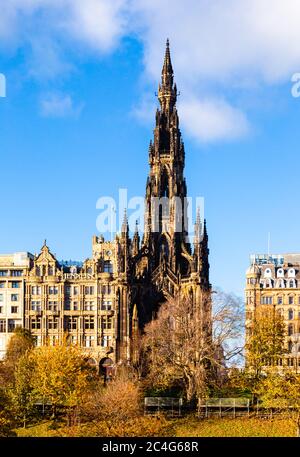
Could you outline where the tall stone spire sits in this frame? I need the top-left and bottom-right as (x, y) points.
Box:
(158, 39), (177, 113)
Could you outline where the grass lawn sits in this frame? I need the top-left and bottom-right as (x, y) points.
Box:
(14, 415), (297, 438)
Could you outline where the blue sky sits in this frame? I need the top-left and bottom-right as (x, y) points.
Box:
(1, 1), (300, 297)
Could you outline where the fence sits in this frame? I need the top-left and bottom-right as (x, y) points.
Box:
(144, 397), (183, 417)
(198, 398), (251, 418)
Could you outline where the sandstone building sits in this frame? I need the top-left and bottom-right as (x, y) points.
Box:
(246, 253), (300, 369)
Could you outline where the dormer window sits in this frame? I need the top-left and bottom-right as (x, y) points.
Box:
(288, 268), (296, 278)
(264, 268), (272, 278)
(277, 268), (284, 278)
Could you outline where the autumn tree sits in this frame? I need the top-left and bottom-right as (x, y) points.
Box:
(11, 351), (36, 428)
(257, 370), (300, 437)
(28, 341), (93, 422)
(141, 290), (243, 403)
(1, 328), (34, 385)
(246, 305), (286, 378)
(81, 367), (142, 436)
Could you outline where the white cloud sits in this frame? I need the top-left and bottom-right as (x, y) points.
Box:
(2, 0), (300, 140)
(178, 98), (250, 143)
(129, 0), (300, 142)
(40, 93), (84, 118)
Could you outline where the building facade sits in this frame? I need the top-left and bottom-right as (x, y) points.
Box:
(0, 252), (33, 359)
(246, 253), (300, 369)
(0, 42), (212, 373)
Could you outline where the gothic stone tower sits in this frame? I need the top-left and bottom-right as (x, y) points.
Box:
(126, 40), (212, 359)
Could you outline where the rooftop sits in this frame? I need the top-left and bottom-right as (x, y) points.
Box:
(250, 254), (300, 266)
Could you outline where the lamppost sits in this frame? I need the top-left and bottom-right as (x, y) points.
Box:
(291, 333), (300, 374)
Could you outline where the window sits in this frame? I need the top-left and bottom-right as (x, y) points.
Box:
(288, 268), (296, 278)
(31, 286), (41, 295)
(289, 296), (294, 305)
(48, 301), (58, 312)
(261, 296), (273, 305)
(277, 268), (284, 278)
(48, 317), (58, 330)
(31, 317), (41, 330)
(264, 279), (272, 288)
(67, 317), (78, 331)
(0, 295), (3, 302)
(8, 320), (17, 332)
(73, 286), (79, 296)
(11, 306), (18, 314)
(288, 309), (294, 320)
(84, 335), (94, 348)
(101, 316), (112, 330)
(102, 284), (112, 294)
(11, 294), (18, 302)
(0, 307), (2, 314)
(49, 335), (57, 346)
(48, 266), (54, 276)
(31, 301), (41, 312)
(84, 317), (94, 330)
(0, 320), (6, 332)
(49, 286), (58, 295)
(288, 341), (293, 353)
(70, 335), (77, 345)
(84, 301), (95, 311)
(85, 286), (94, 295)
(288, 324), (294, 336)
(11, 270), (22, 277)
(0, 271), (8, 277)
(104, 261), (113, 273)
(87, 267), (92, 275)
(11, 281), (20, 289)
(0, 282), (5, 288)
(102, 300), (112, 311)
(73, 302), (79, 311)
(277, 296), (283, 305)
(65, 286), (71, 295)
(276, 279), (285, 288)
(64, 301), (71, 311)
(34, 335), (42, 347)
(101, 335), (111, 347)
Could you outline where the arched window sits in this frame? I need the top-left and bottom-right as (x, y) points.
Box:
(264, 268), (272, 278)
(87, 267), (92, 275)
(289, 279), (296, 288)
(288, 324), (294, 336)
(160, 168), (169, 198)
(264, 278), (273, 288)
(276, 279), (285, 288)
(288, 268), (296, 278)
(288, 309), (294, 320)
(277, 268), (284, 278)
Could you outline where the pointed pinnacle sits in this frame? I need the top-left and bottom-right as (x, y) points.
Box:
(121, 209), (128, 232)
(203, 219), (208, 238)
(162, 38), (173, 78)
